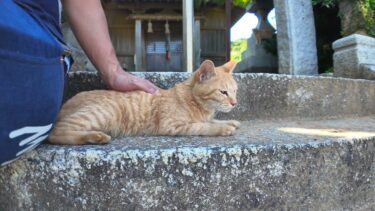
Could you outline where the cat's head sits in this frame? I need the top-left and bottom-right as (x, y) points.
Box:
(192, 60), (238, 113)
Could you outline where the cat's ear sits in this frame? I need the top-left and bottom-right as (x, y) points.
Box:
(222, 60), (238, 74)
(195, 60), (216, 82)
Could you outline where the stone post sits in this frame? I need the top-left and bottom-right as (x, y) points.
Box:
(332, 34), (375, 80)
(183, 0), (194, 73)
(274, 0), (318, 75)
(135, 19), (143, 71)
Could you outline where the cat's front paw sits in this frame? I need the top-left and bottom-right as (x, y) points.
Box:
(226, 120), (241, 129)
(218, 125), (236, 136)
(87, 132), (111, 144)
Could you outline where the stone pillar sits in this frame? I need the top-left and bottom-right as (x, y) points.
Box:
(183, 0), (194, 73)
(135, 19), (143, 71)
(274, 0), (318, 75)
(225, 0), (231, 61)
(332, 34), (375, 80)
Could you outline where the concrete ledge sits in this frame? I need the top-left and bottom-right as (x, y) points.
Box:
(1, 72), (374, 210)
(1, 118), (374, 210)
(65, 72), (375, 120)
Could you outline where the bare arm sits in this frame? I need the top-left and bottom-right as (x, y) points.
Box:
(61, 0), (158, 93)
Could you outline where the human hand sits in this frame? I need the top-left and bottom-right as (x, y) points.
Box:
(107, 70), (158, 94)
(62, 0), (157, 94)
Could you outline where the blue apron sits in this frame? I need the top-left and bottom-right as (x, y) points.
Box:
(0, 0), (71, 165)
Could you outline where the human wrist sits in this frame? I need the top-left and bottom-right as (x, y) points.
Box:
(99, 50), (122, 87)
(101, 63), (121, 87)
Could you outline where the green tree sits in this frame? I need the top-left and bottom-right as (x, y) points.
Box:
(231, 39), (247, 62)
(195, 0), (252, 8)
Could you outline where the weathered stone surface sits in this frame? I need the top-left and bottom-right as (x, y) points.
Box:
(361, 64), (375, 80)
(2, 72), (374, 210)
(65, 72), (375, 120)
(333, 34), (375, 80)
(0, 118), (374, 210)
(274, 0), (318, 75)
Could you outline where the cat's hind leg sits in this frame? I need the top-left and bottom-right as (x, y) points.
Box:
(48, 130), (111, 145)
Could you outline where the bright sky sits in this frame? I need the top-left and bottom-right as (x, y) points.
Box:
(231, 9), (276, 42)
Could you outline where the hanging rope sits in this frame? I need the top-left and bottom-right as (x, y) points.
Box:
(165, 20), (171, 61)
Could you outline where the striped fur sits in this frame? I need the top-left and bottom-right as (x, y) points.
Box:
(48, 60), (240, 144)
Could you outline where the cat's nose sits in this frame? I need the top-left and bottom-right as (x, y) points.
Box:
(230, 100), (237, 106)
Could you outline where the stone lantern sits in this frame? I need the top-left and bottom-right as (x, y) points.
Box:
(234, 0), (278, 73)
(248, 0), (275, 44)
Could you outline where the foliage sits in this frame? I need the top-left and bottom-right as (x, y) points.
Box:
(312, 0), (374, 37)
(233, 0), (253, 8)
(230, 39), (247, 62)
(312, 0), (337, 7)
(194, 0), (221, 8)
(361, 0), (375, 36)
(314, 2), (342, 73)
(194, 0), (252, 8)
(262, 35), (278, 57)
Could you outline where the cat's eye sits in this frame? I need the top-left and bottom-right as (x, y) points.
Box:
(220, 90), (228, 96)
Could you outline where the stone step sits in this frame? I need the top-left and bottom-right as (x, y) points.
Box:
(66, 72), (375, 120)
(1, 117), (374, 210)
(1, 72), (375, 210)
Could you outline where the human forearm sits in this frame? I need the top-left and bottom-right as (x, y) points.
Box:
(61, 0), (157, 93)
(62, 0), (117, 83)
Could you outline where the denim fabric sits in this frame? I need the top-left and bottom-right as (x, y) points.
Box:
(13, 0), (66, 48)
(0, 0), (65, 165)
(0, 0), (63, 58)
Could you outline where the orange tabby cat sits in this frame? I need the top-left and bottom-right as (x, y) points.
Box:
(48, 60), (240, 145)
